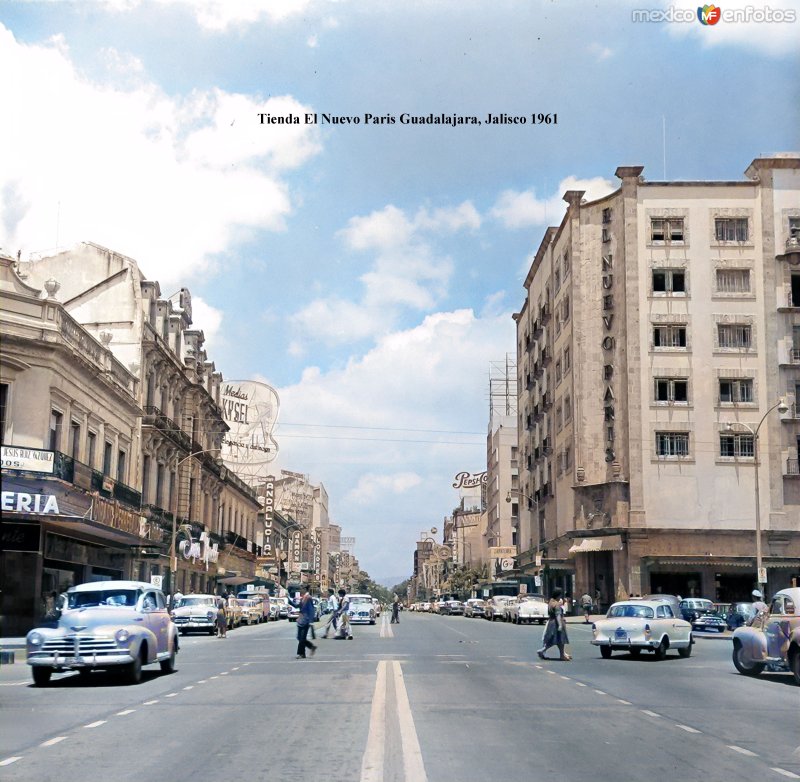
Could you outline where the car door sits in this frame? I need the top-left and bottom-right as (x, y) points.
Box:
(142, 590), (170, 655)
(659, 605), (687, 640)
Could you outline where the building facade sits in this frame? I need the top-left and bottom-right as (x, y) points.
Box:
(514, 155), (800, 607)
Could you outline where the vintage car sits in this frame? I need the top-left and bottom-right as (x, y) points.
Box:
(225, 597), (243, 629)
(463, 598), (486, 618)
(237, 590), (271, 622)
(507, 594), (548, 625)
(347, 594), (377, 624)
(679, 598), (726, 632)
(287, 602), (301, 622)
(484, 595), (513, 621)
(26, 580), (179, 686)
(591, 598), (693, 659)
(172, 593), (220, 635)
(272, 597), (290, 619)
(446, 599), (465, 616)
(720, 601), (756, 630)
(237, 599), (262, 625)
(732, 587), (800, 684)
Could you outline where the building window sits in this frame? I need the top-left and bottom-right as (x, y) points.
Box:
(651, 218), (684, 243)
(653, 325), (687, 348)
(716, 269), (750, 293)
(654, 378), (688, 403)
(718, 324), (752, 349)
(720, 433), (755, 458)
(555, 403), (563, 432)
(561, 295), (570, 323)
(652, 269), (686, 294)
(117, 449), (127, 484)
(554, 265), (561, 293)
(555, 360), (562, 385)
(719, 378), (753, 403)
(0, 383), (7, 444)
(49, 410), (63, 451)
(715, 217), (748, 242)
(602, 227), (611, 243)
(563, 395), (572, 422)
(656, 432), (690, 457)
(70, 421), (81, 460)
(563, 250), (570, 275)
(790, 216), (800, 241)
(602, 208), (612, 224)
(103, 440), (113, 475)
(142, 455), (151, 504)
(563, 347), (571, 372)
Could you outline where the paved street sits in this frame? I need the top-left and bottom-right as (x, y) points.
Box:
(1, 614), (798, 782)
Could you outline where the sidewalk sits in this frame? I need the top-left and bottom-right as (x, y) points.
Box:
(0, 637), (26, 665)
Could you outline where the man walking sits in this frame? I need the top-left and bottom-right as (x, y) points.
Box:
(580, 592), (593, 624)
(295, 585), (317, 659)
(321, 587), (339, 639)
(390, 595), (400, 624)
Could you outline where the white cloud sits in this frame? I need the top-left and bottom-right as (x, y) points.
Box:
(0, 25), (321, 288)
(658, 0), (800, 57)
(490, 175), (616, 229)
(346, 472), (423, 504)
(588, 42), (613, 61)
(190, 296), (224, 350)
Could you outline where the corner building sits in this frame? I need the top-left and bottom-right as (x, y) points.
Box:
(514, 155), (800, 607)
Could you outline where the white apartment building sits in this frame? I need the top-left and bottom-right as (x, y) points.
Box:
(484, 414), (518, 557)
(514, 155), (800, 607)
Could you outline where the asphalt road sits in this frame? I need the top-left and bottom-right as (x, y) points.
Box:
(1, 613), (798, 782)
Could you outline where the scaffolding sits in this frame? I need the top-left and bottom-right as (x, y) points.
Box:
(488, 354), (517, 423)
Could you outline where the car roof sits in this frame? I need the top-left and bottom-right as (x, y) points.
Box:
(70, 580), (155, 592)
(610, 600), (675, 609)
(775, 587), (800, 603)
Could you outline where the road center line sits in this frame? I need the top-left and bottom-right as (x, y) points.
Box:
(0, 757), (22, 766)
(594, 690), (606, 695)
(641, 710), (660, 718)
(392, 661), (428, 782)
(617, 699), (632, 705)
(676, 724), (701, 734)
(771, 768), (800, 779)
(40, 737), (68, 747)
(729, 745), (758, 757)
(84, 720), (106, 728)
(143, 700), (159, 705)
(360, 660), (388, 782)
(116, 709), (136, 716)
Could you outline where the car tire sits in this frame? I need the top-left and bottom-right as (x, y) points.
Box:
(600, 646), (612, 659)
(32, 666), (53, 686)
(653, 639), (668, 660)
(732, 641), (765, 677)
(160, 642), (177, 673)
(629, 648), (642, 658)
(126, 648), (145, 685)
(718, 627), (725, 633)
(678, 638), (692, 658)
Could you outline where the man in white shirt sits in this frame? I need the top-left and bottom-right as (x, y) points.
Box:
(321, 588), (339, 638)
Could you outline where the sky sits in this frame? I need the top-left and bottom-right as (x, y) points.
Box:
(1, 0), (798, 585)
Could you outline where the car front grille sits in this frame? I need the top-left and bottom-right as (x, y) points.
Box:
(32, 635), (119, 658)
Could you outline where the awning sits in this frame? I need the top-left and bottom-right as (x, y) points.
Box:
(43, 516), (149, 548)
(568, 535), (623, 555)
(217, 575), (255, 586)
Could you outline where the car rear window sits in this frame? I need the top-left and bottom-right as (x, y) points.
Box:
(608, 604), (655, 619)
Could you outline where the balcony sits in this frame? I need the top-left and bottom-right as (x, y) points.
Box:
(778, 235), (800, 263)
(778, 290), (800, 312)
(52, 451), (142, 509)
(142, 406), (192, 451)
(785, 459), (800, 476)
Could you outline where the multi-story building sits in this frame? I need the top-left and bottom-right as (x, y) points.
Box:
(1, 253), (145, 633)
(514, 155), (800, 608)
(484, 414), (518, 556)
(17, 242), (260, 598)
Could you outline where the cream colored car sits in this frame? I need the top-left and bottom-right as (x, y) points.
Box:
(592, 599), (693, 659)
(507, 595), (548, 625)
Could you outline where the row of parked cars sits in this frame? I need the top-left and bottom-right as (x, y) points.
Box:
(409, 595), (549, 623)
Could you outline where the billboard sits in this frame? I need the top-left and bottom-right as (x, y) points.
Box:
(220, 380), (280, 486)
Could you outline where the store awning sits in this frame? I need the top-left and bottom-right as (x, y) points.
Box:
(217, 575), (255, 586)
(44, 516), (149, 548)
(568, 535), (623, 555)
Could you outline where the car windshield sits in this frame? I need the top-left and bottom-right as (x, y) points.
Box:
(351, 597), (372, 604)
(177, 596), (216, 608)
(608, 604), (655, 619)
(67, 589), (140, 609)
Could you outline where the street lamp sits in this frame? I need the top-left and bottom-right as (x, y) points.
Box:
(725, 396), (789, 593)
(170, 448), (222, 595)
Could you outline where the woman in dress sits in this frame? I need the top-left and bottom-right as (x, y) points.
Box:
(537, 588), (571, 660)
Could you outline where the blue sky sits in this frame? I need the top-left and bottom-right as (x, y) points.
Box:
(1, 0), (798, 584)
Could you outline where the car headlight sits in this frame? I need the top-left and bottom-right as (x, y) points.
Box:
(28, 632), (44, 646)
(115, 629), (131, 644)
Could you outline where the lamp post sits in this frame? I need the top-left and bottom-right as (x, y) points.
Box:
(170, 448), (222, 596)
(725, 397), (789, 593)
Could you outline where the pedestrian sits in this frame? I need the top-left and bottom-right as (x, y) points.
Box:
(171, 590), (184, 610)
(537, 588), (571, 661)
(580, 592), (593, 624)
(216, 596), (228, 638)
(321, 588), (339, 639)
(334, 588), (353, 640)
(748, 589), (769, 629)
(391, 594), (400, 624)
(295, 584), (317, 659)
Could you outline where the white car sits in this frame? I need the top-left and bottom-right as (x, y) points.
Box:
(592, 599), (693, 659)
(347, 594), (377, 624)
(485, 595), (513, 621)
(507, 595), (548, 625)
(27, 580), (179, 685)
(172, 594), (220, 635)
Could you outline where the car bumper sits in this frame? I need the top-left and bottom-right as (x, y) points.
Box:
(174, 618), (215, 629)
(28, 651), (135, 668)
(591, 638), (663, 650)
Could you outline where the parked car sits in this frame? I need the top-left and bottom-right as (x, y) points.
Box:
(237, 590), (271, 622)
(463, 598), (486, 618)
(26, 580), (179, 686)
(225, 597), (243, 629)
(446, 600), (465, 616)
(591, 598), (693, 660)
(348, 594), (377, 624)
(717, 601), (756, 630)
(237, 599), (262, 626)
(287, 602), (301, 622)
(172, 594), (220, 635)
(484, 595), (513, 621)
(272, 597), (290, 619)
(679, 598), (716, 622)
(268, 601), (281, 621)
(507, 594), (548, 625)
(732, 587), (800, 684)
(420, 602), (432, 613)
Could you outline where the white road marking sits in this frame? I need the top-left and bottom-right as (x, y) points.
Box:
(560, 676), (571, 680)
(393, 661), (427, 782)
(641, 710), (661, 718)
(0, 757), (22, 766)
(0, 681), (28, 686)
(210, 675), (219, 679)
(772, 768), (800, 779)
(729, 746), (758, 757)
(575, 682), (587, 687)
(360, 660), (388, 782)
(676, 724), (701, 734)
(617, 699), (632, 705)
(183, 685), (194, 690)
(232, 667), (240, 671)
(116, 709), (136, 716)
(534, 665), (544, 670)
(594, 690), (606, 695)
(165, 693), (178, 698)
(143, 700), (159, 705)
(40, 737), (68, 746)
(220, 672), (229, 675)
(546, 670), (557, 675)
(84, 720), (106, 728)
(197, 680), (207, 683)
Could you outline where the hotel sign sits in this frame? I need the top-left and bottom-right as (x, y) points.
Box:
(1, 446), (55, 474)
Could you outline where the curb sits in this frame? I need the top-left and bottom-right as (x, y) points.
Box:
(0, 650), (17, 664)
